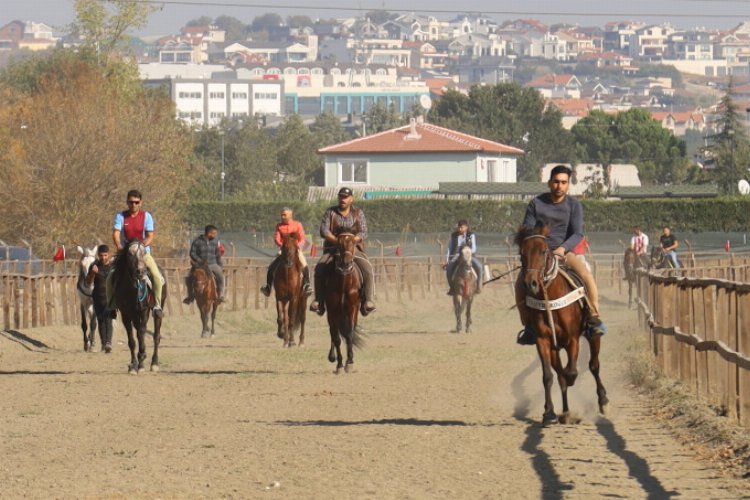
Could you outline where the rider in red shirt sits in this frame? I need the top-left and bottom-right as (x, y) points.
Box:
(260, 207), (312, 297)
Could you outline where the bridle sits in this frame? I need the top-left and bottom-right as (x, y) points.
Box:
(335, 233), (356, 275)
(522, 234), (560, 289)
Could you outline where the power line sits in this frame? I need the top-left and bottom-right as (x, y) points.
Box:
(125, 0), (750, 20)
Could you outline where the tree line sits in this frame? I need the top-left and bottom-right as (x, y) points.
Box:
(0, 1), (745, 255)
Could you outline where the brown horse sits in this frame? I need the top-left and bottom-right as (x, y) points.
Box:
(622, 247), (643, 309)
(449, 245), (476, 333)
(189, 263), (219, 338)
(515, 225), (608, 426)
(272, 233), (307, 347)
(324, 233), (364, 373)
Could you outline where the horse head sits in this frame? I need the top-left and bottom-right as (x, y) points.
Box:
(649, 246), (664, 269)
(77, 245), (97, 282)
(281, 232), (300, 268)
(124, 240), (147, 281)
(335, 233), (357, 274)
(515, 224), (553, 296)
(459, 244), (472, 266)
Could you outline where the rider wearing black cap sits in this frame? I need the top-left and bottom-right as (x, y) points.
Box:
(310, 187), (376, 316)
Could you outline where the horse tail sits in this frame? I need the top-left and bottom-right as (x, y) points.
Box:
(289, 294), (306, 334)
(351, 324), (366, 349)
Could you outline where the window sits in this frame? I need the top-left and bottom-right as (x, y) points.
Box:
(254, 92), (278, 99)
(178, 92), (202, 99)
(232, 92), (248, 99)
(340, 160), (368, 183)
(210, 111), (225, 118)
(209, 91), (225, 99)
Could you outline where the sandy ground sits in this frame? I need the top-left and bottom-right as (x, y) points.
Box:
(0, 285), (747, 499)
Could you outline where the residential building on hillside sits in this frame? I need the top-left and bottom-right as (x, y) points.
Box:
(318, 119), (524, 188)
(0, 20), (24, 50)
(603, 21), (644, 53)
(666, 30), (713, 60)
(628, 24), (675, 59)
(526, 74), (582, 99)
(456, 56), (514, 85)
(541, 163), (641, 195)
(650, 111), (706, 135)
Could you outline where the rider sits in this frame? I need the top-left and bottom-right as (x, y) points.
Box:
(183, 224), (225, 305)
(260, 207), (312, 297)
(630, 225), (649, 267)
(443, 219), (483, 294)
(85, 244), (114, 353)
(515, 164), (607, 345)
(106, 189), (165, 319)
(309, 186), (376, 316)
(659, 226), (680, 268)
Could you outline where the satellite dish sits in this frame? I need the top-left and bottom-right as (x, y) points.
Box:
(419, 95), (432, 111)
(739, 179), (750, 195)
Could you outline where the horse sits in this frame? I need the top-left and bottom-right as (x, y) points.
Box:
(515, 225), (608, 426)
(272, 232), (307, 347)
(324, 233), (365, 374)
(111, 240), (167, 374)
(76, 245), (98, 352)
(650, 246), (681, 270)
(448, 245), (476, 333)
(189, 262), (219, 338)
(622, 247), (645, 309)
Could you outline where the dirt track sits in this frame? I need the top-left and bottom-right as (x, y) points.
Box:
(0, 286), (747, 498)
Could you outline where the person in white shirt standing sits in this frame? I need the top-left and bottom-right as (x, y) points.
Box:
(630, 226), (649, 268)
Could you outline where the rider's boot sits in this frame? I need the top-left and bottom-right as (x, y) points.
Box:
(183, 276), (195, 304)
(260, 265), (273, 297)
(302, 266), (313, 296)
(309, 268), (325, 316)
(358, 259), (376, 316)
(516, 325), (537, 345)
(584, 309), (608, 338)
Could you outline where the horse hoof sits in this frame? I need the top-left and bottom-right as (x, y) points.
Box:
(128, 367), (138, 375)
(151, 364), (160, 373)
(138, 367), (147, 374)
(599, 403), (609, 415)
(328, 354), (336, 363)
(288, 341), (296, 348)
(334, 368), (341, 375)
(344, 364), (353, 373)
(201, 332), (210, 338)
(542, 413), (558, 426)
(559, 413), (581, 425)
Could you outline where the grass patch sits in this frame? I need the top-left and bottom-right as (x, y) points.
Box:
(625, 335), (750, 481)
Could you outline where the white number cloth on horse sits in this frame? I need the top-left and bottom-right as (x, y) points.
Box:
(525, 286), (585, 311)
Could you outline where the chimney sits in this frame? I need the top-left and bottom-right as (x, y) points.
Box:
(405, 117), (422, 140)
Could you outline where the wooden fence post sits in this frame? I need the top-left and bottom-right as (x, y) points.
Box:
(738, 290), (750, 427)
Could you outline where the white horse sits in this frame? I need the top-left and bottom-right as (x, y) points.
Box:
(77, 245), (98, 352)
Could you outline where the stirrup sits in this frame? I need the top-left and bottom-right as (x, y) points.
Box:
(516, 327), (537, 345)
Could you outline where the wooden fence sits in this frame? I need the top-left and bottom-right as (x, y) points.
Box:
(3, 251), (750, 331)
(633, 269), (750, 428)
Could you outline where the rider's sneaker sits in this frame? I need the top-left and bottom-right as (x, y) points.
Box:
(361, 301), (376, 316)
(310, 301), (325, 316)
(153, 306), (163, 319)
(302, 283), (313, 296)
(585, 320), (608, 339)
(516, 326), (537, 345)
(260, 285), (271, 297)
(182, 297), (194, 305)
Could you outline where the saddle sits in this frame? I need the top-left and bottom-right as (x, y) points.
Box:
(524, 261), (589, 312)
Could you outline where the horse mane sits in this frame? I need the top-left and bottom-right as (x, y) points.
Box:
(111, 241), (141, 280)
(513, 224), (549, 247)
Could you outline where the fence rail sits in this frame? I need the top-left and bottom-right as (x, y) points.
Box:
(634, 269), (750, 428)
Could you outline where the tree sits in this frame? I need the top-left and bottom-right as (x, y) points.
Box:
(428, 83), (575, 181)
(365, 102), (403, 134)
(250, 13), (283, 33)
(706, 80), (750, 194)
(275, 114), (319, 181)
(70, 0), (158, 57)
(572, 109), (689, 185)
(286, 15), (313, 28)
(0, 55), (195, 252)
(365, 10), (395, 24)
(185, 16), (213, 27)
(214, 15), (249, 42)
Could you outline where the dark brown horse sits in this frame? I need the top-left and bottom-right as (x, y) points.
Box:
(189, 263), (219, 338)
(324, 233), (364, 373)
(273, 232), (307, 347)
(111, 240), (167, 374)
(449, 245), (476, 333)
(622, 247), (644, 309)
(515, 225), (608, 426)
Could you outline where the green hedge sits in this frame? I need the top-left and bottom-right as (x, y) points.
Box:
(187, 198), (750, 233)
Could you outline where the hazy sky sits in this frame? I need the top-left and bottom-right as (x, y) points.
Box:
(4, 0), (750, 35)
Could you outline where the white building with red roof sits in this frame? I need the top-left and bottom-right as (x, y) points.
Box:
(318, 119), (524, 188)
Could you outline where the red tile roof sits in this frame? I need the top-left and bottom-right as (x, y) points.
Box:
(526, 74), (577, 87)
(318, 122), (524, 155)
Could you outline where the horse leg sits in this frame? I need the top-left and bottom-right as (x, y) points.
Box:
(465, 297), (472, 333)
(452, 295), (461, 333)
(136, 323), (148, 373)
(210, 302), (217, 337)
(298, 303), (306, 348)
(276, 300), (285, 341)
(344, 308), (357, 373)
(89, 309), (98, 351)
(588, 335), (609, 414)
(287, 297), (297, 348)
(80, 305), (89, 352)
(538, 340), (558, 426)
(200, 304), (210, 338)
(330, 324), (343, 374)
(151, 312), (162, 372)
(125, 320), (138, 374)
(551, 347), (571, 423)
